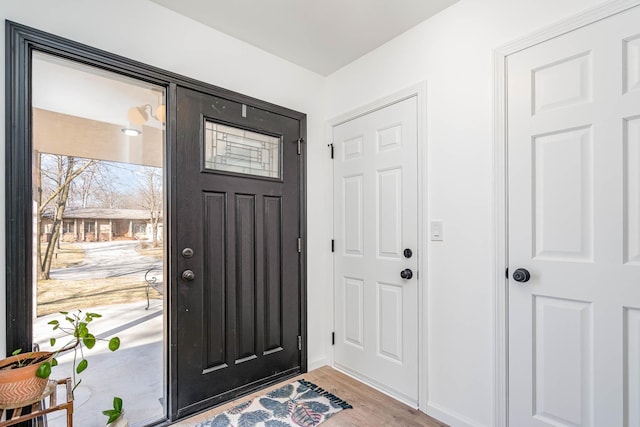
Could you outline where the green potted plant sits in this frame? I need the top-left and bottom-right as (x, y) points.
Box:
(43, 309), (121, 393)
(0, 309), (120, 408)
(0, 350), (54, 407)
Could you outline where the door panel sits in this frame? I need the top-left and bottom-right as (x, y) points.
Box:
(507, 6), (640, 426)
(626, 116), (640, 264)
(333, 96), (418, 405)
(175, 86), (303, 417)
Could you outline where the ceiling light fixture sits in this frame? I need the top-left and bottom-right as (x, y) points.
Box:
(128, 105), (149, 125)
(123, 95), (165, 137)
(128, 103), (166, 125)
(121, 127), (142, 136)
(154, 104), (166, 123)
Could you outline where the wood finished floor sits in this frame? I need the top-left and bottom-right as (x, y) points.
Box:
(174, 366), (447, 426)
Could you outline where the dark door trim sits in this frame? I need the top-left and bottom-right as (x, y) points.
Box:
(5, 20), (307, 422)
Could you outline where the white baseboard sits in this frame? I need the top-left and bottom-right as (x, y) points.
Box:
(307, 357), (328, 372)
(334, 363), (418, 408)
(427, 401), (487, 427)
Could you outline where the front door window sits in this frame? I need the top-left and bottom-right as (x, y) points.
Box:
(204, 121), (282, 178)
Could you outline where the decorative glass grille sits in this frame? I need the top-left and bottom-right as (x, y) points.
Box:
(204, 121), (281, 178)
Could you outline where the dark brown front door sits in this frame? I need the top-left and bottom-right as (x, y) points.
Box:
(174, 86), (305, 417)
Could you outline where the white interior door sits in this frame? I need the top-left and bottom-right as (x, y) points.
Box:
(507, 6), (640, 426)
(332, 96), (418, 406)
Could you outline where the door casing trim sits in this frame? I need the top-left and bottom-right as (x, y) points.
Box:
(492, 1), (640, 425)
(326, 82), (428, 411)
(5, 20), (307, 423)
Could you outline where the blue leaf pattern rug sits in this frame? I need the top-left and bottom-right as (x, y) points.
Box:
(195, 380), (352, 427)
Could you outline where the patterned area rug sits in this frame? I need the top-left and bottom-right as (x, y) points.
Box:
(195, 379), (352, 427)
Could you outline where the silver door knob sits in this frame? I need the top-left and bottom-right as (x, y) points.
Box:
(182, 270), (195, 281)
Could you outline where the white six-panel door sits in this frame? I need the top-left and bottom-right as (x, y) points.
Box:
(507, 5), (640, 426)
(333, 96), (419, 405)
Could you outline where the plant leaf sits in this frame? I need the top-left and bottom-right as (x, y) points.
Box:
(76, 358), (88, 373)
(59, 311), (68, 315)
(102, 409), (120, 425)
(267, 384), (294, 399)
(52, 358), (58, 367)
(108, 337), (120, 351)
(50, 338), (56, 347)
(291, 402), (323, 427)
(208, 413), (231, 427)
(11, 349), (21, 356)
(227, 399), (253, 414)
(48, 320), (59, 325)
(265, 421), (290, 427)
(113, 396), (123, 412)
(238, 410), (270, 427)
(78, 322), (89, 338)
(259, 398), (293, 418)
(298, 389), (320, 401)
(300, 401), (329, 414)
(36, 362), (51, 379)
(83, 334), (96, 349)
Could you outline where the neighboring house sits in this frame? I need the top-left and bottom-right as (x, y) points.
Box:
(41, 208), (162, 242)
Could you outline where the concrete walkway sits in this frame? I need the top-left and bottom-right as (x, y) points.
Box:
(34, 301), (164, 427)
(34, 241), (165, 426)
(50, 240), (161, 281)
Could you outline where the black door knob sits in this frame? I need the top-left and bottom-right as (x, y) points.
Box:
(512, 268), (530, 283)
(182, 270), (195, 281)
(403, 248), (413, 259)
(400, 269), (413, 280)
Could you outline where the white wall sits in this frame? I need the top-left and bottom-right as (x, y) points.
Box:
(0, 0), (329, 368)
(325, 0), (606, 425)
(0, 0), (617, 426)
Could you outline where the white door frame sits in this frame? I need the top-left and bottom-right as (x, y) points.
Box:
(492, 1), (640, 425)
(327, 82), (429, 411)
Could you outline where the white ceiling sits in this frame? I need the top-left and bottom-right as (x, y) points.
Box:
(150, 0), (459, 76)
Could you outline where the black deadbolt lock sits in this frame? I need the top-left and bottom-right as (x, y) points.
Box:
(403, 248), (413, 259)
(182, 247), (194, 258)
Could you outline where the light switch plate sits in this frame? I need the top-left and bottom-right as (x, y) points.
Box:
(431, 220), (444, 241)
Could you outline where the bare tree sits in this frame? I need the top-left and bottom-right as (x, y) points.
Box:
(37, 154), (96, 279)
(72, 161), (100, 208)
(90, 165), (122, 208)
(136, 167), (162, 247)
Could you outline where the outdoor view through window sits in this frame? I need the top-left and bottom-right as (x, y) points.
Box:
(31, 52), (165, 427)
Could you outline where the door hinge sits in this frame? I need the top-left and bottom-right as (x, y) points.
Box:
(331, 332), (335, 346)
(297, 238), (302, 253)
(297, 138), (304, 155)
(297, 336), (302, 351)
(328, 143), (334, 159)
(505, 268), (508, 279)
(331, 239), (335, 252)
